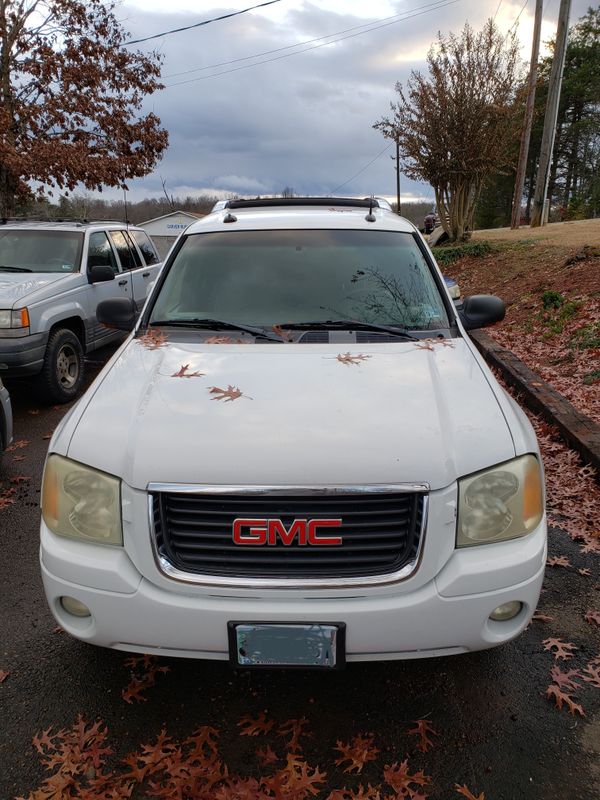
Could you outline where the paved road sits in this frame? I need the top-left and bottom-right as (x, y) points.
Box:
(0, 353), (599, 800)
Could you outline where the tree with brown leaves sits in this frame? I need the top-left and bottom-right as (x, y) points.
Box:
(0, 0), (168, 216)
(374, 20), (522, 242)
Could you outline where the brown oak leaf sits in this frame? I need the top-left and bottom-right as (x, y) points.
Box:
(209, 385), (251, 402)
(10, 475), (31, 485)
(543, 638), (578, 660)
(455, 785), (485, 800)
(278, 717), (311, 753)
(257, 744), (279, 767)
(549, 666), (581, 691)
(383, 760), (430, 796)
(205, 335), (242, 344)
(336, 352), (372, 366)
(546, 684), (585, 716)
(138, 328), (167, 350)
(532, 613), (553, 623)
(582, 664), (600, 689)
(327, 786), (381, 800)
(546, 555), (571, 568)
(0, 670), (10, 683)
(237, 712), (275, 736)
(171, 364), (205, 378)
(408, 719), (438, 753)
(334, 734), (379, 774)
(578, 568), (592, 576)
(6, 439), (30, 451)
(584, 610), (600, 626)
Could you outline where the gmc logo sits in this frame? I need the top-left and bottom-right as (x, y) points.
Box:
(233, 518), (343, 546)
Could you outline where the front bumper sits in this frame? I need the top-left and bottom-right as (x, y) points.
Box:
(40, 517), (547, 661)
(0, 332), (48, 376)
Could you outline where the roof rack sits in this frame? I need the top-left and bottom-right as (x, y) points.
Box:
(224, 197), (383, 211)
(0, 217), (129, 226)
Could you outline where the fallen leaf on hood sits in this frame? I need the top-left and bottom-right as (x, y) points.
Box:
(205, 335), (243, 344)
(138, 328), (167, 350)
(272, 324), (294, 341)
(336, 352), (372, 365)
(170, 364), (205, 378)
(208, 385), (252, 402)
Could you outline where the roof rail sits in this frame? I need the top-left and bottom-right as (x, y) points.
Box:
(0, 217), (129, 226)
(224, 197), (383, 211)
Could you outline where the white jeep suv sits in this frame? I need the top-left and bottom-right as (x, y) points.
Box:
(40, 197), (546, 668)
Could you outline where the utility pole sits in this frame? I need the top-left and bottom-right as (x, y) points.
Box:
(530, 0), (572, 227)
(511, 0), (544, 229)
(395, 138), (402, 215)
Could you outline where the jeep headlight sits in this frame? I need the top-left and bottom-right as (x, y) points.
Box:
(457, 454), (543, 547)
(0, 308), (29, 328)
(42, 455), (122, 545)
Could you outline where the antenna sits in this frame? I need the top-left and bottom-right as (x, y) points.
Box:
(365, 196), (376, 223)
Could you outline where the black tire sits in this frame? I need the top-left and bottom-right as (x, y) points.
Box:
(37, 328), (85, 404)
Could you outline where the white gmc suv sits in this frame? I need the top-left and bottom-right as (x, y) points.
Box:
(40, 198), (546, 668)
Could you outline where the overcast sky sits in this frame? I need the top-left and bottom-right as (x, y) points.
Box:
(104, 0), (591, 205)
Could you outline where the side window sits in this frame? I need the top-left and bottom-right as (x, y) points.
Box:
(87, 231), (118, 274)
(109, 230), (136, 271)
(130, 229), (160, 265)
(123, 231), (143, 268)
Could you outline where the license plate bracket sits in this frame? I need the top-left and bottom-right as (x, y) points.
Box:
(228, 621), (345, 669)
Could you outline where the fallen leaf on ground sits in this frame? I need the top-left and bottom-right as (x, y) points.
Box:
(10, 475), (31, 485)
(532, 613), (553, 623)
(334, 734), (379, 774)
(546, 555), (571, 568)
(278, 717), (311, 752)
(0, 670), (9, 683)
(6, 439), (30, 451)
(455, 784), (485, 800)
(584, 610), (600, 626)
(550, 666), (581, 691)
(407, 719), (438, 753)
(383, 760), (430, 797)
(582, 664), (600, 689)
(237, 712), (275, 736)
(546, 684), (585, 716)
(543, 638), (578, 660)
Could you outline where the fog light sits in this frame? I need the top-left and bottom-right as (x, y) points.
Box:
(489, 601), (522, 621)
(60, 596), (91, 618)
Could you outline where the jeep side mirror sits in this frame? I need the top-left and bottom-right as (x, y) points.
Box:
(97, 298), (136, 331)
(88, 265), (116, 284)
(459, 295), (505, 330)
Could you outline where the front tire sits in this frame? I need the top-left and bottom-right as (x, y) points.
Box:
(38, 328), (84, 404)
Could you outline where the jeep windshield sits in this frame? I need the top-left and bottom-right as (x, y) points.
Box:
(149, 229), (450, 331)
(0, 230), (84, 273)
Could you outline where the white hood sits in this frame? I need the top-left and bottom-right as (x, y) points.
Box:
(65, 336), (515, 491)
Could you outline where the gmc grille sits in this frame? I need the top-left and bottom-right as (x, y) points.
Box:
(151, 491), (426, 579)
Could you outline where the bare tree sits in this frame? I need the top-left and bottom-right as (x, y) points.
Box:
(374, 20), (522, 242)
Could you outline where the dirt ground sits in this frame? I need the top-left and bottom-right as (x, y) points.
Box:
(472, 217), (600, 247)
(442, 221), (600, 424)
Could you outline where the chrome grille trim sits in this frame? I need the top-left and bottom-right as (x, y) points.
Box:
(148, 484), (429, 589)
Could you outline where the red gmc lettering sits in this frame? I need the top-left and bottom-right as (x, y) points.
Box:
(232, 518), (342, 546)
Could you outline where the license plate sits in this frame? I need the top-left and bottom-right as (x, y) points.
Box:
(228, 622), (345, 669)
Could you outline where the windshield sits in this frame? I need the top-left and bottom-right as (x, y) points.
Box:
(149, 229), (450, 330)
(0, 230), (84, 273)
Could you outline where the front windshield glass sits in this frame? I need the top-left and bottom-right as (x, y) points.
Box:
(150, 229), (449, 330)
(0, 230), (84, 273)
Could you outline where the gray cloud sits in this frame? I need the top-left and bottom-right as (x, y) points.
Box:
(103, 0), (593, 204)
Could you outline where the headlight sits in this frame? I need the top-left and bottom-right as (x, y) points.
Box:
(0, 308), (29, 328)
(42, 454), (122, 545)
(457, 454), (543, 547)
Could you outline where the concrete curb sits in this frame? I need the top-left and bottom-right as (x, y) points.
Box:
(470, 330), (600, 472)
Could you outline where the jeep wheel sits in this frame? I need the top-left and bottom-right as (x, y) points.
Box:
(38, 328), (84, 404)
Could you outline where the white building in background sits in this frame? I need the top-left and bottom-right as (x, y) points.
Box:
(138, 211), (203, 259)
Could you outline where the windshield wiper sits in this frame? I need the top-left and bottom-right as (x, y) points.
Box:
(149, 318), (282, 342)
(276, 319), (420, 340)
(0, 265), (33, 272)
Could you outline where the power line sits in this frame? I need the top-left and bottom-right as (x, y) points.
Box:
(164, 0), (453, 80)
(125, 0), (283, 46)
(164, 0), (461, 88)
(330, 144), (393, 194)
(493, 0), (503, 21)
(508, 0), (530, 34)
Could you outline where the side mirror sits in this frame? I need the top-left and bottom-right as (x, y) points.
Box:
(88, 265), (116, 284)
(459, 295), (505, 330)
(97, 298), (136, 331)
